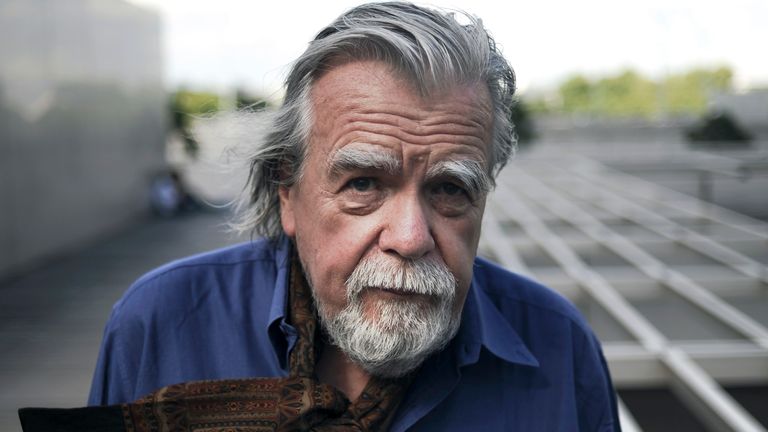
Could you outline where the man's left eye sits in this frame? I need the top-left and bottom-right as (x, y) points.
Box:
(347, 177), (375, 192)
(433, 182), (467, 197)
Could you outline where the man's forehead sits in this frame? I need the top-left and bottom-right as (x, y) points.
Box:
(307, 61), (494, 174)
(309, 61), (494, 132)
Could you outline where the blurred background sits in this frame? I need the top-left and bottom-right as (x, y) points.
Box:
(1, 0), (766, 431)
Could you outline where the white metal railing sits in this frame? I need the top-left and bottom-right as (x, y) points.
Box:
(482, 157), (768, 431)
(509, 167), (768, 349)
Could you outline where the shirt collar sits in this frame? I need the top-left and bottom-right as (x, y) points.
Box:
(453, 273), (540, 368)
(268, 234), (293, 325)
(266, 235), (295, 370)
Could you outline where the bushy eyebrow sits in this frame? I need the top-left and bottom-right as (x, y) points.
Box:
(426, 159), (492, 197)
(328, 146), (401, 178)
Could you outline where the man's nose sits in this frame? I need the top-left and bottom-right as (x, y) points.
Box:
(378, 193), (435, 259)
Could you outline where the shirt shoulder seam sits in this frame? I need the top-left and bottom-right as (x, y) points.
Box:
(115, 256), (281, 314)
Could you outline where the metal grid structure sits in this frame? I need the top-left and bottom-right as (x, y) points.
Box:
(479, 156), (768, 432)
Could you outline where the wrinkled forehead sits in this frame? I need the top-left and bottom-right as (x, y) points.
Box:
(314, 53), (485, 99)
(308, 60), (494, 149)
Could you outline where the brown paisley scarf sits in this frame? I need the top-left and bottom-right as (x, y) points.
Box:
(19, 257), (412, 432)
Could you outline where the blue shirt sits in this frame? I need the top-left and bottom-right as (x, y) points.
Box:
(89, 236), (620, 431)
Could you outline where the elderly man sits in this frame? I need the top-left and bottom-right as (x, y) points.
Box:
(85, 2), (620, 431)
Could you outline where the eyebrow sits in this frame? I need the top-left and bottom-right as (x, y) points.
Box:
(426, 159), (492, 197)
(328, 146), (401, 178)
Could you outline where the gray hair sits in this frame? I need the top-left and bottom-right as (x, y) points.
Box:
(235, 1), (517, 238)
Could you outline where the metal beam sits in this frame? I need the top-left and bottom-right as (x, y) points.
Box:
(566, 156), (768, 241)
(664, 348), (766, 432)
(486, 169), (767, 432)
(605, 342), (768, 386)
(512, 166), (768, 350)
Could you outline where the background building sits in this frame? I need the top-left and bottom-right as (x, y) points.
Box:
(0, 0), (165, 278)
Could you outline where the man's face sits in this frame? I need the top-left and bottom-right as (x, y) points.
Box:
(279, 60), (493, 373)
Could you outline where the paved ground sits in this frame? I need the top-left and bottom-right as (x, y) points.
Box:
(0, 210), (243, 431)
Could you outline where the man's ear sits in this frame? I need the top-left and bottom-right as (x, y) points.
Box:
(278, 184), (296, 237)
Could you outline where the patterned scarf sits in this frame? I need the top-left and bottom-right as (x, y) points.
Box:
(120, 256), (412, 431)
(19, 256), (412, 432)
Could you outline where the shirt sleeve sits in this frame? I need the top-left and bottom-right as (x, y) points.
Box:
(576, 330), (622, 432)
(87, 298), (145, 406)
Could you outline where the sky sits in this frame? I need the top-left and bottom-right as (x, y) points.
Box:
(126, 0), (768, 97)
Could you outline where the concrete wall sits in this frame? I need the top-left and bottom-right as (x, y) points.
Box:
(0, 0), (165, 278)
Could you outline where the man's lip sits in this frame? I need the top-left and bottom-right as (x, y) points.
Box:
(369, 287), (413, 297)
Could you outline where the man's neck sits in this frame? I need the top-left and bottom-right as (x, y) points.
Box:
(316, 344), (371, 401)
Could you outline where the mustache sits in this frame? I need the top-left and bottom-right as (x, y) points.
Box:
(345, 254), (457, 299)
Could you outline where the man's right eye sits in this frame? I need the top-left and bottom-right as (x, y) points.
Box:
(347, 177), (375, 192)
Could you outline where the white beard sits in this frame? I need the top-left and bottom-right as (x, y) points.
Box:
(312, 253), (462, 378)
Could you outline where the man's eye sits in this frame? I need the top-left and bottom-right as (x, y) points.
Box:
(433, 182), (467, 197)
(347, 177), (375, 192)
(429, 181), (473, 216)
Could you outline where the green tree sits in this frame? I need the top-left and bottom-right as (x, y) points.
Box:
(664, 66), (733, 114)
(236, 88), (269, 111)
(169, 89), (220, 157)
(510, 99), (536, 148)
(592, 70), (656, 117)
(559, 74), (593, 113)
(686, 110), (751, 147)
(526, 97), (551, 114)
(551, 66), (734, 118)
